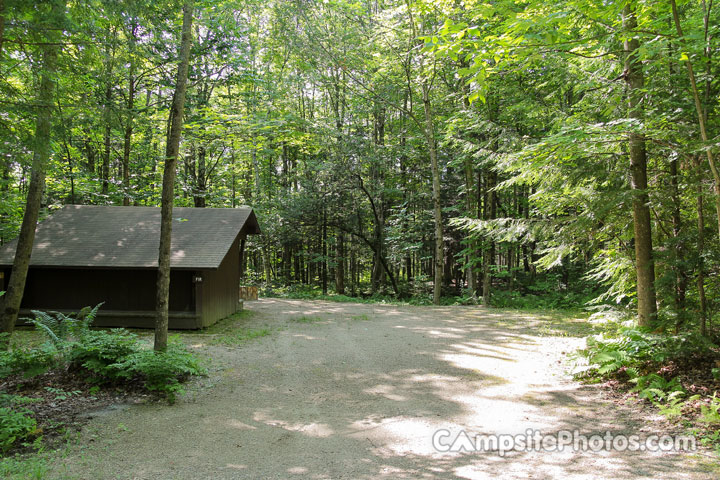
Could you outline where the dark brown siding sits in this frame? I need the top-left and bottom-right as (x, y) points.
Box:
(198, 235), (240, 327)
(2, 267), (199, 328)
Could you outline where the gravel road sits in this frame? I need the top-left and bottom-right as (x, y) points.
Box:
(49, 299), (719, 479)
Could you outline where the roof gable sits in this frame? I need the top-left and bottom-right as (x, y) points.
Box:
(0, 205), (260, 269)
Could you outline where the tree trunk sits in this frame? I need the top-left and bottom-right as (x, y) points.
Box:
(370, 214), (384, 292)
(230, 145), (236, 208)
(322, 208), (328, 295)
(102, 122), (111, 196)
(482, 171), (496, 306)
(122, 22), (137, 206)
(122, 100), (134, 205)
(370, 106), (386, 293)
(669, 158), (688, 332)
(670, 0), (720, 237)
(0, 0), (64, 344)
(154, 0), (194, 352)
(335, 231), (345, 294)
(405, 0), (443, 304)
(623, 4), (657, 327)
(0, 0), (5, 59)
(464, 157), (477, 298)
(422, 86), (443, 305)
(194, 145), (206, 207)
(262, 242), (272, 286)
(239, 237), (246, 281)
(350, 239), (357, 296)
(695, 158), (708, 336)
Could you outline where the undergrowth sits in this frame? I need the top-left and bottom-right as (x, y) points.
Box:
(0, 305), (206, 453)
(263, 278), (594, 311)
(574, 313), (720, 454)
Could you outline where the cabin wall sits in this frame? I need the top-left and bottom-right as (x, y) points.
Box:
(198, 235), (240, 327)
(1, 267), (199, 328)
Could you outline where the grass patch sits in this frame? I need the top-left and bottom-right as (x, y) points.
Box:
(199, 310), (256, 336)
(0, 454), (50, 480)
(194, 311), (275, 346)
(207, 328), (272, 346)
(532, 316), (598, 338)
(350, 314), (370, 322)
(291, 316), (324, 324)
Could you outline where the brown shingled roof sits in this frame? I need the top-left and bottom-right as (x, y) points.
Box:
(0, 205), (260, 269)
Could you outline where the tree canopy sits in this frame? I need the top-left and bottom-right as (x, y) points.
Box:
(1, 0), (719, 334)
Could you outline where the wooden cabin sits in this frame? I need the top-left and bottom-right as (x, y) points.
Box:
(0, 205), (260, 329)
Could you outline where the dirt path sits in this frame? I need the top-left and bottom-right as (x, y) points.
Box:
(49, 299), (718, 479)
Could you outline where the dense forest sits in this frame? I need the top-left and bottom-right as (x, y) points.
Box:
(0, 0), (719, 335)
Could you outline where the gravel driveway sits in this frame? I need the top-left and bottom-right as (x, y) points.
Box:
(49, 299), (719, 479)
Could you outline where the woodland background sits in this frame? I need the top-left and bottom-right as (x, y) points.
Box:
(1, 0), (719, 334)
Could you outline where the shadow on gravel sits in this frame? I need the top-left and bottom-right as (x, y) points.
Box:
(51, 299), (717, 480)
(219, 300), (716, 480)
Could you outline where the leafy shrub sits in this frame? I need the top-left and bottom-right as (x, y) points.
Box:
(0, 407), (37, 453)
(0, 346), (57, 379)
(69, 329), (140, 378)
(109, 340), (206, 402)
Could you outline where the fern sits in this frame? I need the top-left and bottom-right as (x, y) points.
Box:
(629, 374), (685, 402)
(27, 303), (104, 350)
(699, 395), (720, 424)
(592, 350), (631, 374)
(28, 310), (69, 349)
(656, 392), (693, 420)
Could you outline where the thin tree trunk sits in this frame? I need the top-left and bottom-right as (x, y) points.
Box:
(695, 158), (708, 336)
(0, 0), (64, 344)
(262, 242), (271, 286)
(0, 0), (5, 59)
(335, 231), (345, 294)
(669, 158), (688, 332)
(623, 4), (657, 327)
(370, 106), (385, 293)
(464, 157), (477, 299)
(102, 123), (110, 196)
(122, 22), (137, 206)
(482, 171), (496, 306)
(350, 239), (357, 296)
(122, 103), (134, 205)
(154, 0), (194, 352)
(405, 0), (443, 304)
(670, 0), (720, 236)
(239, 237), (246, 281)
(194, 145), (206, 207)
(230, 145), (236, 208)
(422, 86), (443, 305)
(322, 208), (328, 295)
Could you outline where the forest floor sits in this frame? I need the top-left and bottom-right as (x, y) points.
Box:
(41, 299), (720, 479)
